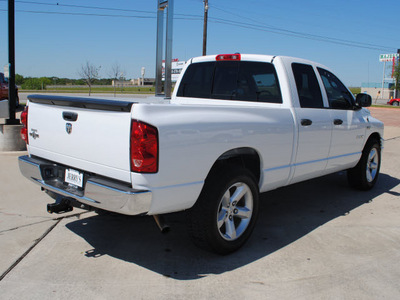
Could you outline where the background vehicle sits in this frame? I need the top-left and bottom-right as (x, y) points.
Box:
(18, 54), (384, 254)
(0, 72), (19, 107)
(387, 98), (400, 106)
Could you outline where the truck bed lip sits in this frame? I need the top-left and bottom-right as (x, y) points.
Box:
(28, 94), (135, 112)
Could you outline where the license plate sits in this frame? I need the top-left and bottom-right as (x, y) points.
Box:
(65, 168), (83, 188)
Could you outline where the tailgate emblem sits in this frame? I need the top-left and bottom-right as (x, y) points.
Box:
(66, 123), (72, 134)
(29, 129), (39, 140)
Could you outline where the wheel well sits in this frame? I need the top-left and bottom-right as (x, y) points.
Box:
(366, 132), (382, 148)
(208, 148), (261, 184)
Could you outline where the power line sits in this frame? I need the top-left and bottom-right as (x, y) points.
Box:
(208, 4), (395, 52)
(0, 1), (395, 52)
(1, 0), (156, 14)
(208, 17), (394, 52)
(0, 8), (201, 21)
(0, 0), (202, 18)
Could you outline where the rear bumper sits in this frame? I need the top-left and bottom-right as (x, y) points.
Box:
(18, 155), (152, 215)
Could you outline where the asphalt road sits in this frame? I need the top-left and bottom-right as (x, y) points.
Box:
(0, 107), (399, 299)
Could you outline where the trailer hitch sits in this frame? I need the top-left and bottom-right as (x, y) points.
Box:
(47, 198), (73, 214)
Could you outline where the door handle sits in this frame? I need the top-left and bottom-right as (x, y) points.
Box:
(301, 119), (312, 126)
(333, 119), (343, 125)
(63, 112), (78, 122)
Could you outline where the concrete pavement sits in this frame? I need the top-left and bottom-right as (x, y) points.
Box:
(0, 109), (399, 299)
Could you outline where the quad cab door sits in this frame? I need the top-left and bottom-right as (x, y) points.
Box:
(317, 67), (366, 173)
(290, 63), (332, 184)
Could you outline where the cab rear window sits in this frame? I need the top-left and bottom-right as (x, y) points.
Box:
(177, 61), (282, 104)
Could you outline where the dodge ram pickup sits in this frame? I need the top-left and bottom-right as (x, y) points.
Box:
(18, 54), (384, 254)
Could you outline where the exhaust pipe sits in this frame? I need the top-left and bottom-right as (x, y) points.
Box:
(153, 215), (170, 234)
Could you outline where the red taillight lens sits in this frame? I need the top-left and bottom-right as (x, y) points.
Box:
(216, 54), (241, 61)
(20, 106), (29, 144)
(130, 120), (158, 173)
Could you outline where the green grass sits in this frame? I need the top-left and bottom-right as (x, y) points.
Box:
(371, 104), (400, 108)
(349, 87), (361, 94)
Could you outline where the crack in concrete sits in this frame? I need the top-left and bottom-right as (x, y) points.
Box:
(385, 136), (400, 141)
(0, 212), (86, 234)
(0, 212), (87, 282)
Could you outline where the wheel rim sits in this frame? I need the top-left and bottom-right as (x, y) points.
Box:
(366, 147), (379, 183)
(216, 182), (253, 241)
(394, 101), (399, 106)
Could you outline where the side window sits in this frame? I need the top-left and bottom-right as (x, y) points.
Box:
(176, 62), (214, 98)
(211, 61), (282, 103)
(237, 62), (282, 103)
(177, 61), (282, 103)
(292, 63), (324, 108)
(317, 68), (354, 109)
(0, 73), (4, 84)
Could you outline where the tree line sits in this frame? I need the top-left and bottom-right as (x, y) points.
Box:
(15, 74), (114, 90)
(16, 61), (131, 94)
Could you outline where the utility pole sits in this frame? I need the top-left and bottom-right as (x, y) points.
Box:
(202, 0), (208, 56)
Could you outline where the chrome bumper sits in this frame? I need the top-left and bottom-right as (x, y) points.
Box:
(18, 155), (151, 215)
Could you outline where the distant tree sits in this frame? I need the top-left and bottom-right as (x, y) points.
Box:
(78, 61), (100, 96)
(15, 74), (24, 85)
(109, 62), (124, 96)
(21, 78), (48, 90)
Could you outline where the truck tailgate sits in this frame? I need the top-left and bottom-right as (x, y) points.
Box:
(27, 95), (134, 183)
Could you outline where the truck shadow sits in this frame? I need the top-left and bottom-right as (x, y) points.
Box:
(66, 172), (399, 280)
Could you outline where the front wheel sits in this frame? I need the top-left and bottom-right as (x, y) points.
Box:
(347, 139), (381, 190)
(393, 101), (399, 106)
(188, 166), (259, 254)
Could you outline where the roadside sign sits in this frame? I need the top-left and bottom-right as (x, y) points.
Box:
(379, 53), (399, 62)
(162, 60), (185, 82)
(3, 64), (9, 78)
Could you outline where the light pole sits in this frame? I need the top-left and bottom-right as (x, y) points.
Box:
(155, 0), (174, 98)
(7, 0), (18, 125)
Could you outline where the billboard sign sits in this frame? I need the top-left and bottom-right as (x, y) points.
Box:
(162, 59), (185, 82)
(379, 53), (399, 62)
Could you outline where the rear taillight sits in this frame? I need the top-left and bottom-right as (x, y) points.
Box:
(130, 120), (158, 173)
(20, 106), (28, 144)
(216, 53), (241, 61)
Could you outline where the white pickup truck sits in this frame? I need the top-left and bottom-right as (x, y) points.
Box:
(19, 54), (384, 254)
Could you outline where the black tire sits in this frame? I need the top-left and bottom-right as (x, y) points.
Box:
(393, 101), (399, 106)
(347, 139), (381, 190)
(188, 165), (259, 254)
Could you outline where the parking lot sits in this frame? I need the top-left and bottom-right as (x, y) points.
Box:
(0, 107), (399, 299)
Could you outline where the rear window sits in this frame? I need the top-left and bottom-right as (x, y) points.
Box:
(177, 61), (282, 103)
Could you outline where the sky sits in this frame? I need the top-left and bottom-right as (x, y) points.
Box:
(0, 0), (399, 86)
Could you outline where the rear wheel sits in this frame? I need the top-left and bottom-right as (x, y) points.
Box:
(188, 166), (259, 254)
(347, 139), (381, 190)
(393, 101), (399, 106)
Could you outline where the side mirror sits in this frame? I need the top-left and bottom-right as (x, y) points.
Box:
(355, 93), (372, 107)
